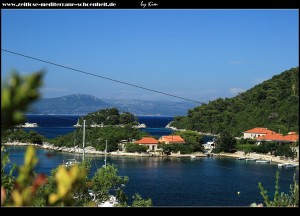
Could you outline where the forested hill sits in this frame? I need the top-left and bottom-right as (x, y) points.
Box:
(170, 67), (299, 137)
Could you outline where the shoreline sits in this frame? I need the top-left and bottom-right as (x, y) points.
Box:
(2, 142), (207, 158)
(2, 142), (299, 166)
(214, 151), (299, 166)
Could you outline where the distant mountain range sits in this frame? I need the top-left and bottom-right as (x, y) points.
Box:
(29, 94), (198, 116)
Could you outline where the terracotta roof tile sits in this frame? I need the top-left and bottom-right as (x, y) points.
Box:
(159, 135), (185, 143)
(283, 134), (299, 142)
(244, 127), (275, 134)
(256, 132), (299, 142)
(135, 137), (158, 145)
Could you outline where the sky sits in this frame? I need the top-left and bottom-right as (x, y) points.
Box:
(1, 9), (299, 103)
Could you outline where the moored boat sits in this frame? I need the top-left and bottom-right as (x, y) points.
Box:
(63, 158), (79, 167)
(284, 163), (297, 168)
(256, 160), (271, 163)
(245, 158), (256, 161)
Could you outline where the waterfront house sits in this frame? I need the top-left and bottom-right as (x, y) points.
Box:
(242, 127), (276, 139)
(283, 132), (299, 142)
(255, 131), (299, 144)
(158, 135), (185, 144)
(135, 137), (159, 151)
(202, 141), (215, 151)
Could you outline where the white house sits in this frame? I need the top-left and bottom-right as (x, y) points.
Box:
(242, 127), (275, 139)
(135, 137), (158, 151)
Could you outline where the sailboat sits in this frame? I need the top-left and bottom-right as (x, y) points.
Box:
(103, 140), (108, 168)
(63, 120), (86, 167)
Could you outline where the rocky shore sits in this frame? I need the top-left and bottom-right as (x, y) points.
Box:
(2, 142), (206, 158)
(3, 142), (299, 165)
(213, 151), (299, 166)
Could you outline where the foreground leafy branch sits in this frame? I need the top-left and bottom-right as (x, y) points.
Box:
(1, 71), (152, 207)
(252, 171), (299, 207)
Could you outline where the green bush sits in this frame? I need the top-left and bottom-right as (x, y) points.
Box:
(125, 143), (148, 153)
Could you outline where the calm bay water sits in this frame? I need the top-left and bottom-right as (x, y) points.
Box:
(5, 146), (298, 207)
(7, 115), (298, 206)
(24, 115), (175, 139)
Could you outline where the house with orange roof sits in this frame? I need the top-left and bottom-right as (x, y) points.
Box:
(135, 137), (159, 151)
(243, 127), (276, 139)
(256, 131), (299, 144)
(283, 132), (299, 142)
(158, 135), (185, 144)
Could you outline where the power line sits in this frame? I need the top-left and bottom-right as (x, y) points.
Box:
(2, 49), (203, 104)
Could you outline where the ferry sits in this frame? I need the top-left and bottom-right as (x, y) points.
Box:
(17, 122), (38, 127)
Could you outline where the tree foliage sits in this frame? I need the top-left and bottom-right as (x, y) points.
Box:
(237, 142), (297, 158)
(1, 71), (152, 207)
(50, 126), (148, 151)
(131, 193), (152, 207)
(125, 143), (148, 153)
(92, 164), (128, 203)
(214, 131), (237, 153)
(1, 71), (44, 128)
(171, 67), (299, 137)
(1, 129), (46, 145)
(77, 108), (138, 126)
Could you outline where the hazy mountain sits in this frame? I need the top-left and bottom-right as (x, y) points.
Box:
(29, 94), (110, 115)
(102, 99), (197, 116)
(29, 94), (198, 116)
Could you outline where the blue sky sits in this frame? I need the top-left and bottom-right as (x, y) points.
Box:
(1, 9), (298, 103)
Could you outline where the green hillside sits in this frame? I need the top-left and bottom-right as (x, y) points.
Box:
(170, 67), (299, 137)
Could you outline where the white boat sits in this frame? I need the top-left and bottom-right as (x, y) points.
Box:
(190, 155), (196, 159)
(98, 195), (119, 207)
(237, 157), (246, 160)
(256, 160), (271, 163)
(245, 158), (256, 161)
(64, 159), (79, 167)
(17, 122), (38, 127)
(284, 163), (297, 168)
(278, 163), (284, 167)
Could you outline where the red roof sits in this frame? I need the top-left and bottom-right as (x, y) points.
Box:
(283, 133), (299, 142)
(159, 135), (185, 143)
(256, 132), (299, 142)
(244, 127), (275, 134)
(135, 137), (158, 145)
(256, 133), (286, 141)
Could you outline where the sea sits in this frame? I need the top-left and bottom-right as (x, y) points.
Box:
(4, 115), (299, 207)
(22, 115), (176, 139)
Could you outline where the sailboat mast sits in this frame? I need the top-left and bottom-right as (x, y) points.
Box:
(104, 140), (107, 168)
(83, 120), (86, 161)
